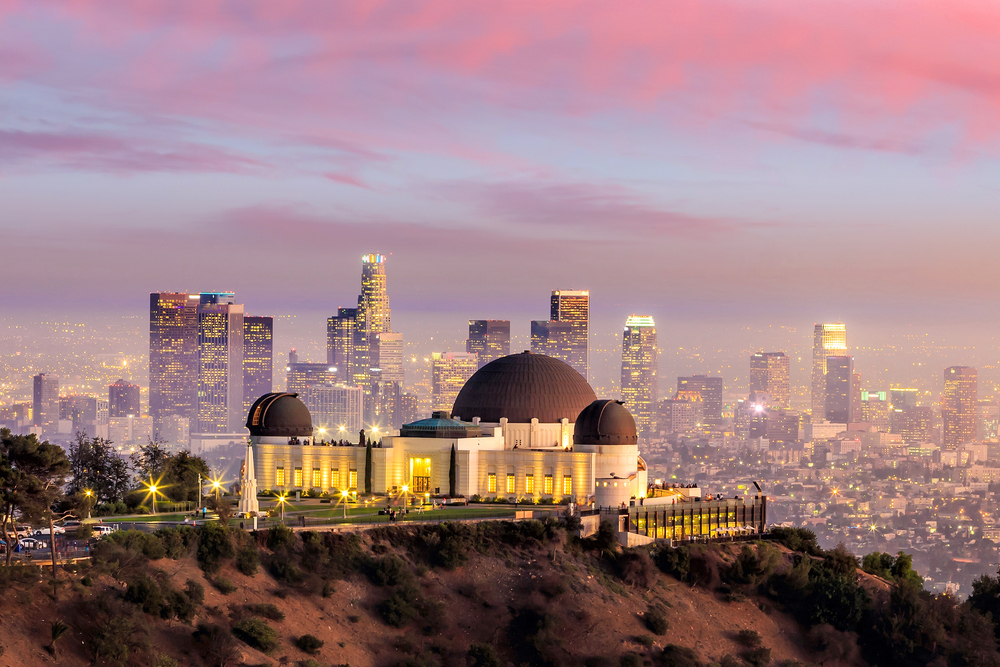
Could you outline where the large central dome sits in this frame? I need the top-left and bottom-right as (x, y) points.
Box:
(452, 351), (597, 424)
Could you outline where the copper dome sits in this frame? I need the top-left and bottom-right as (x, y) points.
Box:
(573, 400), (638, 445)
(451, 351), (597, 424)
(246, 392), (313, 437)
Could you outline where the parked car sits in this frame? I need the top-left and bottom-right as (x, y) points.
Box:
(19, 537), (47, 549)
(15, 525), (33, 538)
(94, 525), (118, 536)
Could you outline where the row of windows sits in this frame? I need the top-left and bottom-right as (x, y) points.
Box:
(275, 467), (358, 490)
(487, 473), (569, 495)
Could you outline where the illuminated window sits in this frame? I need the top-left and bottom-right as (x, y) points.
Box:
(562, 475), (572, 495)
(506, 474), (515, 494)
(312, 468), (321, 488)
(525, 475), (535, 494)
(349, 469), (358, 490)
(487, 473), (497, 493)
(544, 474), (553, 495)
(331, 469), (340, 489)
(294, 468), (303, 487)
(275, 467), (285, 486)
(411, 457), (432, 493)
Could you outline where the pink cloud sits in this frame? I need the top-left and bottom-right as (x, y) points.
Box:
(323, 172), (370, 189)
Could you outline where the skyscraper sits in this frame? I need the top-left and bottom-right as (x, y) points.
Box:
(243, 316), (274, 411)
(943, 366), (977, 449)
(352, 254), (391, 390)
(286, 362), (339, 394)
(32, 373), (59, 432)
(149, 292), (199, 431)
(677, 375), (723, 426)
(303, 382), (364, 438)
(467, 320), (511, 368)
(860, 391), (892, 432)
(549, 290), (589, 380)
(326, 307), (357, 382)
(196, 293), (245, 433)
(749, 352), (790, 408)
(431, 352), (478, 412)
(824, 355), (853, 423)
(811, 323), (847, 421)
(108, 378), (140, 418)
(620, 315), (658, 437)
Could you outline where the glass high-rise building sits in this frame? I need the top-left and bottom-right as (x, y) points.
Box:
(108, 378), (140, 418)
(811, 323), (847, 421)
(861, 390), (891, 432)
(943, 366), (977, 449)
(149, 292), (199, 431)
(243, 316), (273, 412)
(303, 382), (364, 438)
(620, 315), (658, 437)
(326, 307), (357, 382)
(432, 352), (478, 412)
(467, 320), (511, 368)
(549, 290), (589, 380)
(677, 375), (723, 426)
(32, 373), (59, 432)
(196, 293), (244, 433)
(824, 355), (853, 423)
(352, 254), (391, 388)
(749, 352), (790, 408)
(286, 363), (338, 395)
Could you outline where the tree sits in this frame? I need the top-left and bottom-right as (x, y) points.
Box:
(364, 438), (372, 495)
(449, 443), (457, 497)
(207, 496), (234, 525)
(158, 451), (210, 503)
(130, 436), (171, 481)
(67, 433), (131, 504)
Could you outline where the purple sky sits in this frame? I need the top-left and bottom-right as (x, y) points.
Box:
(4, 1), (1000, 350)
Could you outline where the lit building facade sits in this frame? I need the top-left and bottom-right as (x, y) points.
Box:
(352, 254), (391, 397)
(32, 373), (59, 433)
(861, 391), (892, 432)
(109, 378), (140, 418)
(196, 293), (245, 433)
(149, 292), (199, 431)
(943, 366), (978, 449)
(326, 307), (357, 382)
(431, 352), (478, 412)
(676, 375), (723, 426)
(620, 315), (658, 437)
(824, 355), (854, 423)
(303, 382), (364, 438)
(892, 406), (934, 443)
(243, 316), (273, 412)
(467, 320), (511, 368)
(286, 363), (339, 395)
(811, 323), (847, 421)
(749, 352), (790, 408)
(530, 291), (589, 381)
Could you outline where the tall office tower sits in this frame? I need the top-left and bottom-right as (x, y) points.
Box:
(61, 395), (109, 439)
(657, 393), (704, 435)
(399, 392), (420, 425)
(861, 391), (892, 432)
(620, 315), (658, 437)
(326, 307), (357, 382)
(531, 320), (572, 357)
(108, 378), (140, 418)
(352, 254), (391, 388)
(467, 320), (511, 368)
(303, 382), (364, 438)
(196, 293), (245, 433)
(32, 373), (59, 432)
(676, 375), (723, 426)
(979, 400), (1000, 441)
(824, 355), (853, 423)
(149, 292), (199, 431)
(374, 332), (404, 385)
(431, 352), (478, 412)
(811, 323), (847, 421)
(892, 406), (934, 443)
(943, 366), (978, 449)
(286, 362), (339, 394)
(749, 352), (790, 408)
(549, 290), (590, 380)
(243, 316), (274, 411)
(890, 388), (919, 410)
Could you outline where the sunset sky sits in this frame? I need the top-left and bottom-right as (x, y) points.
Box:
(3, 1), (1000, 339)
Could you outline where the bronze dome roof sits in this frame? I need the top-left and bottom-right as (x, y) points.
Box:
(451, 351), (597, 424)
(246, 392), (313, 437)
(573, 400), (638, 445)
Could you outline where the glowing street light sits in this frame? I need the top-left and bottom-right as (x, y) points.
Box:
(341, 489), (348, 519)
(276, 493), (287, 521)
(142, 476), (165, 515)
(84, 489), (93, 519)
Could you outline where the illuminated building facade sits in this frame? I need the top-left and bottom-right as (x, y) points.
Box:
(890, 388), (919, 410)
(60, 395), (109, 439)
(620, 315), (658, 437)
(811, 323), (847, 421)
(302, 382), (364, 438)
(749, 352), (790, 408)
(943, 366), (977, 449)
(531, 291), (589, 380)
(243, 316), (273, 412)
(892, 406), (934, 443)
(149, 292), (199, 431)
(467, 320), (511, 368)
(861, 391), (892, 432)
(326, 307), (357, 382)
(677, 375), (723, 426)
(979, 400), (999, 441)
(109, 378), (140, 418)
(32, 373), (59, 433)
(286, 363), (339, 395)
(431, 352), (478, 411)
(352, 254), (392, 393)
(196, 293), (245, 433)
(657, 393), (704, 434)
(824, 355), (854, 423)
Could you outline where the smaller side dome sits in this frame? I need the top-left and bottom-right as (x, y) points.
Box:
(573, 400), (638, 445)
(246, 392), (313, 437)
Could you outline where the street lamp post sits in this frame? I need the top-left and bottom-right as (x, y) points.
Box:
(150, 485), (158, 515)
(277, 493), (286, 521)
(341, 490), (348, 519)
(84, 489), (93, 519)
(212, 480), (222, 500)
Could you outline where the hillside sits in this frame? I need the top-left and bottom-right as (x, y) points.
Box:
(0, 521), (997, 667)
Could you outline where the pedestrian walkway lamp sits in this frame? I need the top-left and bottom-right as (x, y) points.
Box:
(341, 489), (348, 519)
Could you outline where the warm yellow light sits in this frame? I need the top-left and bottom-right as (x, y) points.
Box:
(318, 428), (327, 434)
(339, 425), (345, 432)
(341, 490), (347, 498)
(149, 485), (157, 493)
(401, 485), (409, 492)
(372, 426), (379, 434)
(84, 489), (93, 497)
(212, 481), (221, 489)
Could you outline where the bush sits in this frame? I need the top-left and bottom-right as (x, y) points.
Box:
(618, 548), (657, 588)
(741, 646), (771, 667)
(468, 643), (501, 667)
(76, 524), (94, 539)
(620, 655), (641, 667)
(266, 524), (296, 551)
(197, 523), (235, 574)
(645, 608), (669, 635)
(659, 644), (701, 667)
(185, 579), (205, 605)
(232, 618), (279, 654)
(245, 603), (285, 621)
(212, 577), (237, 595)
(378, 585), (420, 627)
(236, 546), (259, 576)
(295, 634), (324, 655)
(769, 527), (821, 556)
(268, 558), (304, 586)
(369, 555), (412, 587)
(737, 630), (762, 648)
(124, 577), (164, 616)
